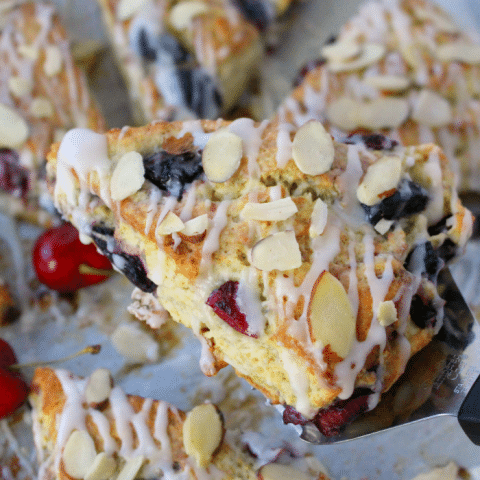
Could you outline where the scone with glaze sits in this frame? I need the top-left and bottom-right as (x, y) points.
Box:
(278, 0), (480, 191)
(30, 367), (328, 480)
(0, 1), (105, 225)
(46, 118), (472, 437)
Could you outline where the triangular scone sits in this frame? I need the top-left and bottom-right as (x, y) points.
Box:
(30, 367), (326, 480)
(0, 1), (105, 225)
(97, 0), (263, 123)
(277, 0), (480, 191)
(46, 118), (472, 435)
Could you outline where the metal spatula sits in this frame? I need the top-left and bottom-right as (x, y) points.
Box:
(301, 268), (480, 445)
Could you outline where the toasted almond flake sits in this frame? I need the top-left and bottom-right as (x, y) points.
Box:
(412, 89), (452, 127)
(44, 45), (63, 76)
(258, 463), (310, 480)
(309, 198), (328, 237)
(321, 39), (360, 62)
(117, 0), (149, 20)
(63, 430), (97, 479)
(436, 43), (480, 65)
(374, 218), (393, 235)
(307, 271), (356, 358)
(292, 121), (334, 175)
(413, 7), (459, 34)
(111, 324), (159, 363)
(183, 404), (224, 468)
(181, 214), (209, 236)
(328, 43), (386, 72)
(156, 211), (185, 235)
(8, 76), (33, 98)
(202, 130), (243, 182)
(30, 97), (54, 118)
(241, 197), (298, 221)
(116, 456), (145, 480)
(85, 368), (113, 406)
(400, 44), (423, 70)
(363, 75), (411, 91)
(377, 300), (397, 327)
(326, 97), (360, 131)
(85, 453), (117, 480)
(170, 1), (210, 30)
(110, 151), (145, 201)
(18, 44), (39, 60)
(0, 103), (29, 148)
(357, 156), (402, 206)
(251, 231), (302, 272)
(358, 97), (410, 130)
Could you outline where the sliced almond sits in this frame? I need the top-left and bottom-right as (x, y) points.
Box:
(85, 368), (113, 407)
(413, 6), (459, 34)
(202, 130), (243, 183)
(328, 43), (386, 73)
(116, 456), (145, 480)
(170, 1), (210, 30)
(258, 463), (310, 480)
(326, 97), (360, 131)
(0, 103), (29, 148)
(110, 151), (145, 201)
(251, 231), (302, 272)
(30, 97), (54, 118)
(117, 0), (149, 20)
(241, 197), (298, 221)
(412, 89), (452, 127)
(8, 76), (33, 98)
(377, 300), (397, 327)
(363, 75), (411, 92)
(183, 404), (224, 468)
(307, 271), (356, 358)
(321, 39), (361, 62)
(18, 44), (39, 60)
(309, 198), (328, 237)
(292, 121), (334, 175)
(111, 324), (159, 363)
(85, 453), (117, 480)
(356, 156), (402, 206)
(44, 45), (63, 76)
(358, 97), (409, 130)
(63, 430), (97, 479)
(435, 43), (480, 65)
(156, 211), (185, 235)
(374, 218), (393, 235)
(411, 462), (459, 480)
(180, 213), (209, 237)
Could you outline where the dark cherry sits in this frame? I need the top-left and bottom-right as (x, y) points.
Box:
(343, 132), (399, 151)
(292, 58), (326, 88)
(361, 179), (429, 226)
(404, 241), (443, 281)
(233, 0), (271, 31)
(206, 281), (257, 337)
(138, 28), (158, 61)
(0, 148), (30, 200)
(283, 405), (308, 426)
(409, 294), (438, 329)
(143, 150), (203, 200)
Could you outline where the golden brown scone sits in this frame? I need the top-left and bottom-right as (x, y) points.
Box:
(30, 367), (328, 480)
(96, 0), (263, 124)
(278, 0), (480, 192)
(46, 117), (472, 436)
(0, 1), (105, 225)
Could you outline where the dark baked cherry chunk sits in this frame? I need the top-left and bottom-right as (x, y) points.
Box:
(233, 0), (271, 31)
(206, 280), (257, 337)
(143, 150), (203, 200)
(0, 148), (29, 199)
(409, 294), (438, 329)
(361, 179), (429, 226)
(138, 28), (158, 61)
(404, 241), (443, 281)
(343, 132), (398, 151)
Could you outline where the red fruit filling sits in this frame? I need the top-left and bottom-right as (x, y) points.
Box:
(206, 280), (257, 337)
(0, 338), (18, 368)
(0, 148), (30, 200)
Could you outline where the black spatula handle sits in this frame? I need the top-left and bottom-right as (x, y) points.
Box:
(459, 374), (480, 445)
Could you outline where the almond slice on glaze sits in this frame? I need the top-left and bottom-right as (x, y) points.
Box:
(0, 103), (29, 148)
(377, 300), (397, 327)
(258, 463), (310, 480)
(8, 76), (33, 98)
(435, 43), (480, 65)
(180, 214), (209, 237)
(202, 130), (243, 183)
(412, 89), (452, 127)
(251, 231), (302, 272)
(116, 456), (145, 480)
(413, 6), (459, 34)
(241, 197), (298, 221)
(110, 151), (145, 201)
(328, 43), (386, 72)
(156, 211), (185, 235)
(170, 1), (210, 31)
(358, 97), (409, 130)
(309, 198), (328, 237)
(183, 404), (224, 468)
(117, 0), (149, 20)
(44, 45), (63, 76)
(30, 97), (54, 118)
(326, 97), (360, 131)
(85, 368), (113, 407)
(84, 453), (117, 480)
(63, 430), (97, 479)
(307, 271), (356, 358)
(363, 75), (411, 92)
(321, 39), (361, 62)
(291, 121), (335, 175)
(357, 156), (402, 206)
(18, 44), (39, 60)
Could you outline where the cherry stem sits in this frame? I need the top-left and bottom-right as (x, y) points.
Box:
(9, 344), (101, 370)
(79, 264), (114, 276)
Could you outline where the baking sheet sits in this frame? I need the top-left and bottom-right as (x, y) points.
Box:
(2, 0), (480, 478)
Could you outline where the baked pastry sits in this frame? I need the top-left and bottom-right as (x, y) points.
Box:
(30, 367), (329, 480)
(0, 1), (105, 225)
(97, 0), (263, 123)
(46, 117), (472, 436)
(278, 0), (480, 192)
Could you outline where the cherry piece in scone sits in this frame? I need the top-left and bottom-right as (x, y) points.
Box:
(0, 148), (30, 199)
(33, 222), (113, 293)
(206, 280), (257, 338)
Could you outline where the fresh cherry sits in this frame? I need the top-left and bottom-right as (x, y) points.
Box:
(33, 222), (113, 293)
(206, 281), (257, 337)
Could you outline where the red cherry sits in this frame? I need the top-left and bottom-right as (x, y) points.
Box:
(0, 338), (18, 367)
(206, 281), (257, 338)
(33, 222), (113, 293)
